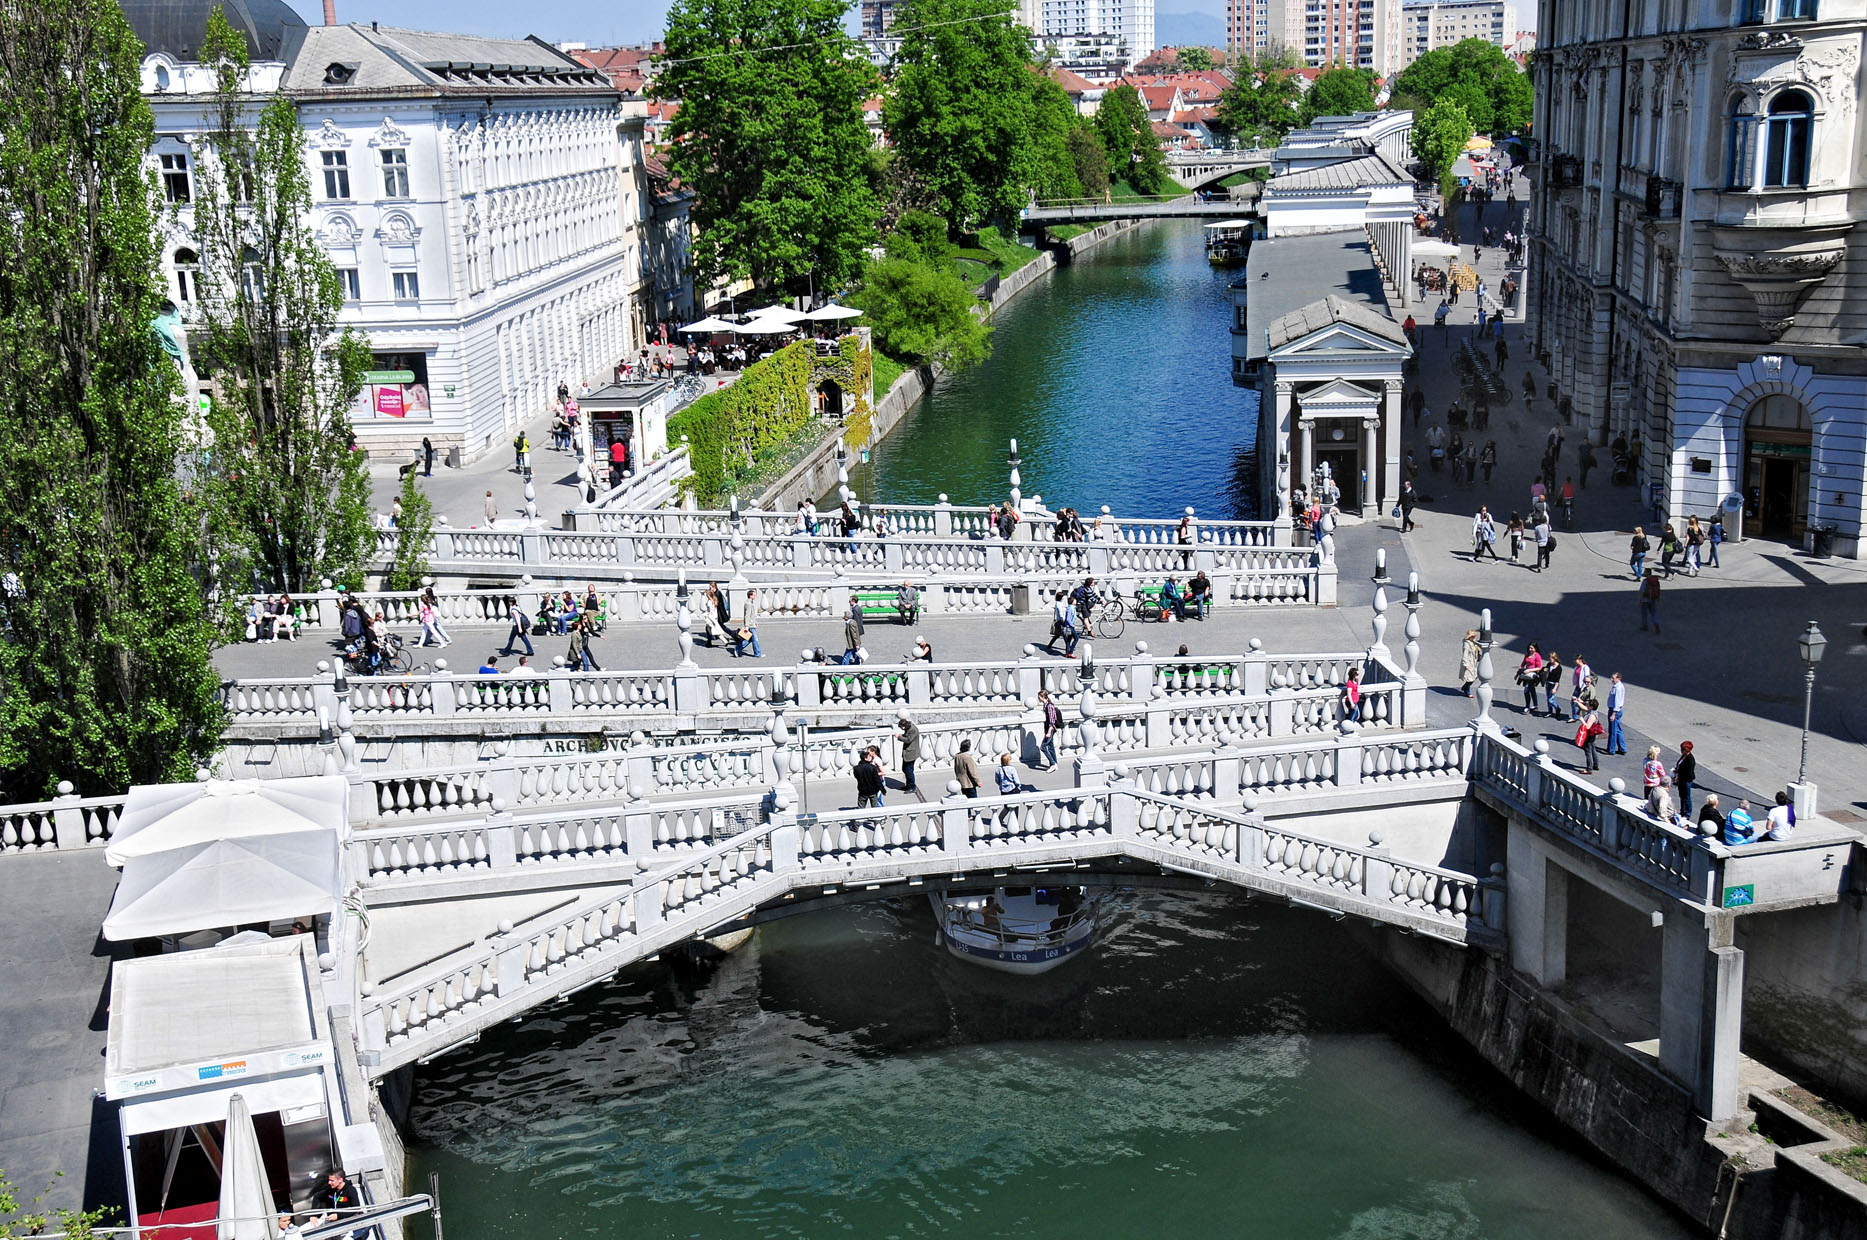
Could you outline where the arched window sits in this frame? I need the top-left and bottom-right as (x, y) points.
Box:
(1747, 394), (1811, 434)
(173, 247), (199, 304)
(1725, 95), (1756, 188)
(239, 245), (265, 301)
(1763, 90), (1812, 188)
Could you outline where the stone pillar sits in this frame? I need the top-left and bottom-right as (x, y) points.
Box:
(1382, 378), (1403, 516)
(1360, 417), (1378, 518)
(1273, 382), (1296, 540)
(1296, 417), (1314, 503)
(1505, 828), (1568, 989)
(1660, 910), (1745, 1121)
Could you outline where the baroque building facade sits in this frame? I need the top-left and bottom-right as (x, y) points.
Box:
(1527, 0), (1866, 553)
(128, 2), (657, 463)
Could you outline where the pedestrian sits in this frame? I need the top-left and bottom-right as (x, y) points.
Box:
(995, 502), (1018, 540)
(1643, 746), (1665, 797)
(1766, 790), (1796, 841)
(1400, 480), (1418, 532)
(854, 747), (885, 810)
(841, 604), (864, 666)
(1458, 629), (1481, 696)
(1037, 689), (1063, 769)
(577, 615), (602, 670)
(417, 593), (448, 648)
(1048, 589), (1080, 655)
(1506, 511), (1524, 563)
(1708, 513), (1723, 567)
(1658, 521), (1680, 576)
(1605, 672), (1627, 754)
(1685, 516), (1705, 576)
(501, 596), (534, 656)
(484, 489), (498, 525)
(1638, 569), (1662, 632)
(1698, 794), (1725, 838)
(390, 496), (402, 528)
(1532, 512), (1552, 572)
(733, 588), (762, 658)
(1673, 741), (1697, 818)
(701, 581), (728, 648)
(1724, 799), (1756, 846)
(1579, 440), (1596, 489)
(954, 739), (982, 798)
(1480, 440), (1497, 484)
(513, 430), (526, 471)
(1574, 698), (1603, 772)
(994, 752), (1021, 796)
(566, 620), (586, 671)
(1629, 527), (1649, 579)
(895, 712), (921, 794)
(1516, 642), (1545, 713)
(1570, 653), (1593, 721)
(1342, 666), (1363, 722)
(1472, 506), (1500, 560)
(1649, 777), (1677, 824)
(1541, 651), (1564, 718)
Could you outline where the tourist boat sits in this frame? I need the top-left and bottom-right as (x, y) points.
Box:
(931, 885), (1103, 975)
(1204, 220), (1253, 268)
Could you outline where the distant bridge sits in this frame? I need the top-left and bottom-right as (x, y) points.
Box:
(1022, 189), (1260, 225)
(1163, 148), (1273, 190)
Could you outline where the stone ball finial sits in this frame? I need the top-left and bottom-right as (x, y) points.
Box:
(489, 795), (507, 814)
(498, 918), (514, 935)
(1243, 795), (1260, 813)
(318, 952), (335, 971)
(195, 768), (212, 782)
(1271, 673), (1287, 689)
(1248, 638), (1263, 652)
(1134, 640), (1148, 655)
(946, 778), (962, 796)
(1609, 777), (1626, 795)
(1112, 764), (1130, 780)
(57, 780), (74, 796)
(522, 573), (533, 586)
(631, 729), (648, 744)
(938, 493), (949, 503)
(1534, 738), (1550, 755)
(1023, 643), (1039, 658)
(1367, 829), (1385, 846)
(434, 658), (448, 672)
(317, 660), (330, 673)
(629, 782), (648, 800)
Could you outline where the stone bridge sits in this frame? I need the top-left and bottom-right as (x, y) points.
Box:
(1021, 196), (1261, 225)
(1163, 148), (1273, 190)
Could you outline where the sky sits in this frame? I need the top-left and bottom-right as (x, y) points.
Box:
(287, 0), (1526, 51)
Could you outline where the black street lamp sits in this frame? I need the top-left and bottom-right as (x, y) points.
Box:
(1797, 620), (1826, 785)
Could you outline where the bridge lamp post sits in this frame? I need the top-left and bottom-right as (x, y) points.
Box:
(1474, 608), (1495, 725)
(1796, 620), (1825, 786)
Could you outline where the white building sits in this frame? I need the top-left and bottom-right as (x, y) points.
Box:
(127, 0), (655, 464)
(1230, 0), (1406, 76)
(1402, 0), (1517, 67)
(1027, 0), (1155, 59)
(1528, 0), (1867, 554)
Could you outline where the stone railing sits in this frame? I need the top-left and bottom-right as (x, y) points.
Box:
(1468, 728), (1858, 912)
(0, 785), (127, 853)
(353, 771), (1494, 1075)
(582, 444), (692, 512)
(222, 642), (1409, 738)
(364, 520), (1325, 598)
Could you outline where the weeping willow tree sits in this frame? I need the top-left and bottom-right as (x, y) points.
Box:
(191, 5), (374, 592)
(0, 0), (226, 795)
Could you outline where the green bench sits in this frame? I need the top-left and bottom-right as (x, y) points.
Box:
(853, 589), (919, 624)
(825, 671), (903, 693)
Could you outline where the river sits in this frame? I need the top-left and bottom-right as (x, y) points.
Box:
(400, 227), (1693, 1240)
(405, 895), (1690, 1240)
(861, 221), (1263, 518)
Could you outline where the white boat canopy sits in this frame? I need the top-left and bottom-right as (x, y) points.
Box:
(1203, 219), (1254, 230)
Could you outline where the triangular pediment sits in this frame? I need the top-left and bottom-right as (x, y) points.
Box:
(1297, 377), (1382, 407)
(1269, 323), (1411, 359)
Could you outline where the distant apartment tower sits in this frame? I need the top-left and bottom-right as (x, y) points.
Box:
(1030, 0), (1155, 57)
(1401, 0), (1516, 66)
(860, 0), (902, 37)
(1252, 0), (1403, 77)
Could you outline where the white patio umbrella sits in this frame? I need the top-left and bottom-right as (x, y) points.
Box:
(1411, 239), (1462, 259)
(680, 316), (740, 333)
(730, 319), (796, 335)
(803, 304), (864, 322)
(218, 1094), (279, 1240)
(103, 831), (343, 941)
(745, 305), (809, 323)
(107, 776), (349, 867)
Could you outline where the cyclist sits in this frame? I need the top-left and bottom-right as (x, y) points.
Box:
(1559, 476), (1576, 527)
(1071, 576), (1102, 620)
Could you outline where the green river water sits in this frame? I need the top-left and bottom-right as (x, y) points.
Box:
(402, 226), (1693, 1240)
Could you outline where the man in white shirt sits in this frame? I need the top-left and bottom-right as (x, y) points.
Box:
(1605, 673), (1627, 754)
(509, 655), (538, 677)
(1765, 791), (1796, 841)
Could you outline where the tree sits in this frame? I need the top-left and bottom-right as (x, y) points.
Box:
(1176, 46), (1214, 72)
(0, 0), (226, 795)
(1391, 38), (1532, 136)
(1412, 98), (1474, 198)
(887, 0), (1045, 231)
(1301, 65), (1377, 125)
(1095, 84), (1168, 193)
(1216, 58), (1304, 147)
(383, 469), (434, 591)
(0, 1173), (105, 1239)
(851, 256), (991, 369)
(1067, 125), (1110, 201)
(1023, 73), (1087, 204)
(191, 8), (373, 595)
(659, 0), (880, 294)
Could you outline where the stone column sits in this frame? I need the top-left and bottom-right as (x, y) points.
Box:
(1360, 417), (1378, 518)
(1382, 378), (1403, 515)
(1660, 910), (1745, 1122)
(1296, 417), (1313, 503)
(1505, 827), (1568, 989)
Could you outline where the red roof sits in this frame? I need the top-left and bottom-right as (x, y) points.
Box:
(1173, 105), (1219, 124)
(1137, 83), (1180, 111)
(1047, 65), (1101, 94)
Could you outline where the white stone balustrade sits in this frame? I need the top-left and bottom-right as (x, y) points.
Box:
(0, 785), (126, 853)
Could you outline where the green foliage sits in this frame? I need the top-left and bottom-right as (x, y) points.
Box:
(668, 342), (817, 502)
(1175, 46), (1214, 72)
(1094, 84), (1169, 194)
(1301, 66), (1377, 125)
(1412, 98), (1475, 198)
(0, 1173), (106, 1239)
(0, 0), (226, 795)
(659, 0), (880, 294)
(1067, 124), (1110, 200)
(837, 332), (876, 449)
(1216, 58), (1303, 146)
(384, 468), (434, 591)
(1391, 38), (1532, 135)
(889, 208), (956, 265)
(886, 0), (1054, 229)
(962, 225), (1042, 275)
(1024, 72), (1087, 203)
(851, 255), (992, 371)
(872, 349), (910, 399)
(192, 9), (372, 593)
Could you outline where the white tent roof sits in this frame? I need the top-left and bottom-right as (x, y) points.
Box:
(103, 832), (343, 941)
(746, 305), (809, 322)
(731, 319), (795, 335)
(1412, 239), (1461, 259)
(108, 776), (349, 867)
(680, 316), (739, 333)
(803, 303), (863, 321)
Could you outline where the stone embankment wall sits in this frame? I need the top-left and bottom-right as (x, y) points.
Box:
(756, 220), (1149, 513)
(1379, 933), (1867, 1240)
(1733, 898), (1867, 1109)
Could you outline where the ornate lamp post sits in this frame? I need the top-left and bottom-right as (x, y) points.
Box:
(1797, 620), (1826, 785)
(1474, 607), (1495, 725)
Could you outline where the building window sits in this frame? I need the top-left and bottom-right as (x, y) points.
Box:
(380, 148), (410, 198)
(322, 151), (350, 199)
(1762, 91), (1812, 188)
(1726, 97), (1756, 188)
(337, 267), (360, 300)
(173, 248), (199, 303)
(240, 246), (265, 301)
(392, 270), (420, 300)
(1744, 0), (1817, 19)
(160, 152), (190, 203)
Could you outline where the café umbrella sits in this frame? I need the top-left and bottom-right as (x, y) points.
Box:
(679, 316), (739, 333)
(803, 304), (864, 321)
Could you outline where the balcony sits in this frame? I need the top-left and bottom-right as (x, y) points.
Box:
(1710, 220), (1852, 338)
(1642, 176), (1681, 219)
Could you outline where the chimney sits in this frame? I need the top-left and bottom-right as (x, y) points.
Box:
(323, 0), (336, 23)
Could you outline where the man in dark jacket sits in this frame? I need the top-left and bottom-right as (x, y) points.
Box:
(896, 713), (921, 793)
(854, 747), (885, 809)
